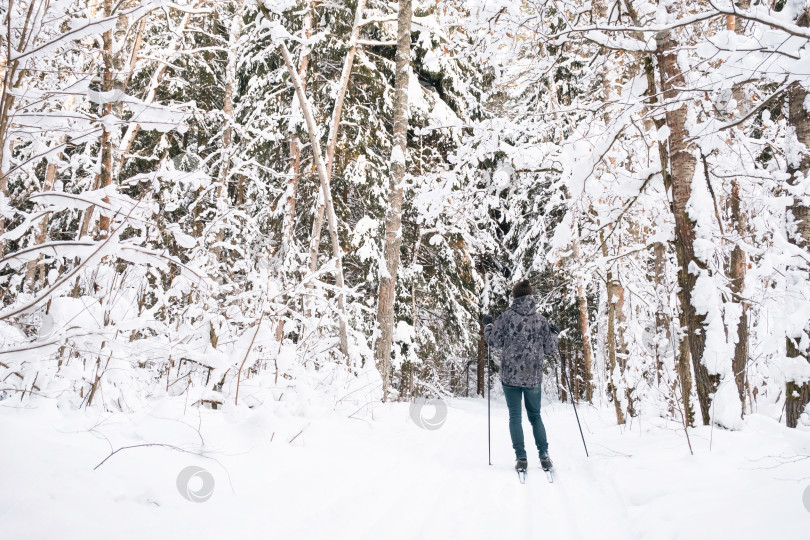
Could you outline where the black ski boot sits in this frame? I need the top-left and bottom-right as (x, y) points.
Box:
(515, 457), (528, 483)
(539, 453), (555, 482)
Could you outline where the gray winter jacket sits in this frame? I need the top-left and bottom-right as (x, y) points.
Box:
(484, 295), (558, 387)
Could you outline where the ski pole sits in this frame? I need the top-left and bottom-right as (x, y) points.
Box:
(562, 351), (589, 457)
(487, 344), (492, 466)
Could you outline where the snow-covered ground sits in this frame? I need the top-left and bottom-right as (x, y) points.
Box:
(1, 395), (808, 540)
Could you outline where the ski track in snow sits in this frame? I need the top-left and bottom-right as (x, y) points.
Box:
(1, 397), (809, 540)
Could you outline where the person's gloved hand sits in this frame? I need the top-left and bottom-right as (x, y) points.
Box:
(482, 314), (493, 326)
(549, 323), (560, 335)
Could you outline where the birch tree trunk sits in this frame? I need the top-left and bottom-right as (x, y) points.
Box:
(656, 26), (718, 426)
(116, 7), (196, 172)
(217, 0), (244, 191)
(728, 1), (751, 417)
(24, 141), (63, 290)
(212, 0), (246, 259)
(785, 7), (810, 428)
(572, 217), (594, 402)
(95, 0), (116, 236)
(374, 0), (411, 401)
(80, 0), (128, 238)
(278, 42), (349, 358)
(600, 231), (625, 424)
(613, 278), (635, 415)
(627, 0), (693, 423)
(307, 0), (368, 279)
(277, 0), (313, 342)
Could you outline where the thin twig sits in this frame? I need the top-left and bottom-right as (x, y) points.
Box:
(93, 443), (200, 470)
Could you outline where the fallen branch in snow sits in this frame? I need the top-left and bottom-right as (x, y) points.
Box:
(743, 453), (810, 470)
(347, 400), (374, 420)
(288, 429), (304, 443)
(93, 443), (203, 470)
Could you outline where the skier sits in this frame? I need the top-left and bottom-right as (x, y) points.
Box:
(483, 279), (559, 477)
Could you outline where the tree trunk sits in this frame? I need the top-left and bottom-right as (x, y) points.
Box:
(212, 0), (246, 259)
(560, 341), (569, 402)
(477, 322), (486, 397)
(117, 12), (192, 172)
(785, 9), (810, 427)
(217, 0), (244, 192)
(650, 242), (667, 379)
(627, 0), (693, 423)
(729, 179), (749, 413)
(613, 279), (636, 416)
(648, 69), (692, 424)
(786, 343), (810, 428)
(600, 231), (625, 424)
(278, 42), (349, 358)
(404, 225), (423, 400)
(24, 149), (61, 289)
(80, 0), (127, 239)
(724, 0), (751, 419)
(572, 217), (594, 402)
(656, 27), (718, 426)
(96, 0), (116, 236)
(373, 0), (411, 401)
(277, 0), (313, 342)
(307, 0), (367, 279)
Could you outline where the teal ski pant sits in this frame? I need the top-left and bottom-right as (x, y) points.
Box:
(502, 383), (548, 459)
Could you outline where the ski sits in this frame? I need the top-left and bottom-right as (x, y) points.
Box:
(539, 455), (554, 483)
(517, 470), (526, 484)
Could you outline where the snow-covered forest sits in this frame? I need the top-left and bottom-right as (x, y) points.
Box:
(2, 0), (810, 538)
